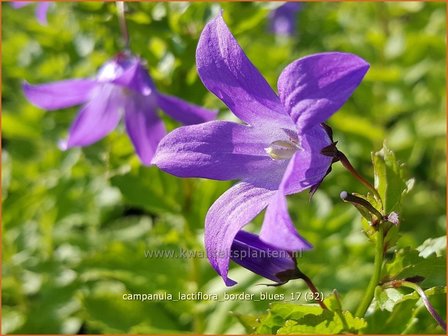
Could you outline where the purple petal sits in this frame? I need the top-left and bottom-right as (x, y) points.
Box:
(11, 2), (31, 9)
(152, 120), (289, 189)
(231, 230), (299, 284)
(260, 190), (312, 251)
(157, 93), (217, 125)
(260, 125), (332, 250)
(205, 182), (275, 286)
(64, 84), (123, 148)
(35, 2), (51, 25)
(109, 57), (155, 96)
(269, 2), (302, 36)
(278, 52), (369, 134)
(282, 125), (333, 195)
(196, 14), (289, 126)
(124, 94), (166, 166)
(22, 79), (96, 110)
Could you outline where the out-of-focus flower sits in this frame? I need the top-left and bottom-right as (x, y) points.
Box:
(153, 14), (369, 285)
(268, 2), (302, 37)
(23, 53), (217, 165)
(11, 1), (52, 25)
(231, 230), (301, 285)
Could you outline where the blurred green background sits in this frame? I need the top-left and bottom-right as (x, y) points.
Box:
(2, 1), (446, 334)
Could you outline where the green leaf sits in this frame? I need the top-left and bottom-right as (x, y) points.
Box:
(83, 291), (182, 333)
(383, 248), (446, 288)
(232, 312), (261, 333)
(110, 166), (182, 215)
(276, 312), (344, 334)
(375, 286), (405, 311)
(383, 224), (400, 249)
(417, 236), (446, 258)
(372, 143), (410, 213)
(255, 299), (366, 334)
(368, 286), (446, 334)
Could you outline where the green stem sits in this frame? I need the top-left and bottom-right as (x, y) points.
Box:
(355, 225), (385, 317)
(182, 179), (203, 333)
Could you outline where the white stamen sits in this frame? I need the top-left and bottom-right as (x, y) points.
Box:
(265, 139), (300, 160)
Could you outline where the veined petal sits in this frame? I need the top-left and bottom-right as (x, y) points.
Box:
(152, 120), (288, 188)
(231, 230), (300, 284)
(196, 14), (289, 126)
(157, 93), (217, 125)
(124, 94), (166, 166)
(22, 79), (96, 110)
(260, 125), (332, 250)
(205, 182), (275, 286)
(35, 2), (51, 25)
(278, 52), (369, 134)
(64, 84), (123, 148)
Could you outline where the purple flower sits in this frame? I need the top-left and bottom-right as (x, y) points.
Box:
(11, 1), (52, 25)
(269, 2), (302, 37)
(23, 53), (217, 165)
(231, 230), (300, 285)
(152, 14), (369, 285)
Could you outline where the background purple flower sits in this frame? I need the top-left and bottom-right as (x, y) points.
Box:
(269, 2), (302, 37)
(23, 53), (217, 165)
(153, 14), (369, 286)
(11, 1), (51, 25)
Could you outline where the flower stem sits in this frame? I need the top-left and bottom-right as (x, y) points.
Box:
(355, 224), (385, 317)
(337, 150), (382, 202)
(383, 280), (447, 332)
(116, 1), (130, 50)
(332, 290), (350, 331)
(299, 271), (328, 310)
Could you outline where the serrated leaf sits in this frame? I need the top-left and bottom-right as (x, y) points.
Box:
(277, 312), (344, 335)
(256, 301), (366, 335)
(374, 286), (405, 312)
(343, 311), (368, 331)
(256, 303), (323, 334)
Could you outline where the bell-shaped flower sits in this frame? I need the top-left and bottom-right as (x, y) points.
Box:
(11, 1), (52, 25)
(230, 230), (301, 285)
(268, 2), (302, 37)
(153, 14), (369, 285)
(22, 53), (217, 165)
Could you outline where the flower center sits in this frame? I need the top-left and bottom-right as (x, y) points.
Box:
(265, 138), (300, 160)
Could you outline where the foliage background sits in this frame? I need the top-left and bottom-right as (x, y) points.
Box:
(2, 1), (446, 334)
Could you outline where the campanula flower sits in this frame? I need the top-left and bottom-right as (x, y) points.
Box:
(23, 53), (217, 165)
(153, 14), (369, 285)
(231, 230), (300, 285)
(269, 2), (302, 37)
(11, 1), (51, 25)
